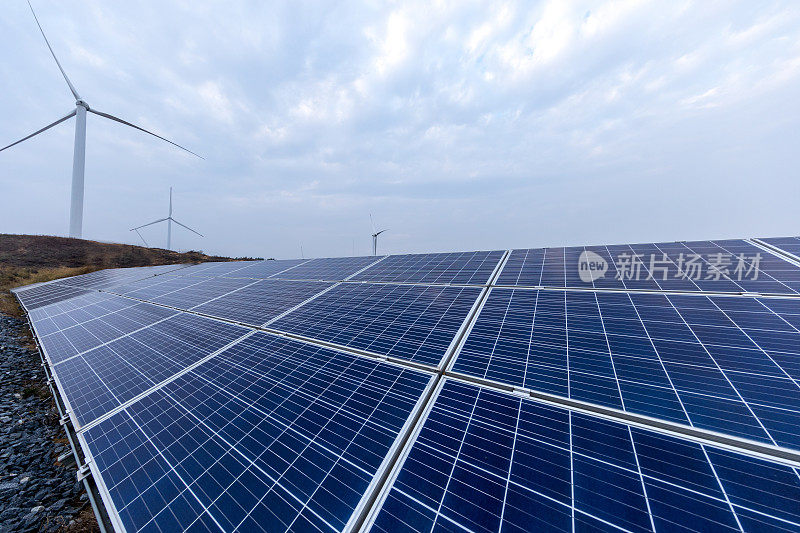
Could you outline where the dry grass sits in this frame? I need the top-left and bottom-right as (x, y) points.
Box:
(0, 234), (259, 317)
(0, 265), (100, 316)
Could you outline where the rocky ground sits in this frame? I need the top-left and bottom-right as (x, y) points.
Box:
(0, 314), (98, 532)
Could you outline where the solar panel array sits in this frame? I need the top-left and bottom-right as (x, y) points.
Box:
(12, 238), (800, 533)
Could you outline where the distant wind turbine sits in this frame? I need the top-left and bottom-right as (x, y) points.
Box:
(131, 187), (202, 251)
(370, 214), (388, 256)
(0, 1), (202, 239)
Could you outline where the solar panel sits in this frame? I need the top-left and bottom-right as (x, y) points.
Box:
(759, 236), (800, 260)
(351, 251), (504, 285)
(264, 256), (383, 281)
(498, 239), (800, 295)
(198, 259), (307, 279)
(50, 264), (190, 290)
(270, 283), (483, 367)
(80, 332), (433, 532)
(13, 282), (94, 311)
(451, 288), (800, 448)
(13, 242), (800, 533)
(192, 279), (333, 326)
(368, 379), (800, 533)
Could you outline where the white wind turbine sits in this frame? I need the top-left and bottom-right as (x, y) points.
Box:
(370, 214), (388, 256)
(0, 1), (202, 239)
(131, 187), (202, 251)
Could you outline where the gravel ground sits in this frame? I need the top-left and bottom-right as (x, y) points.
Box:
(0, 314), (98, 532)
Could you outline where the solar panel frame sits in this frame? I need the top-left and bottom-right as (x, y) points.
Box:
(450, 287), (800, 449)
(366, 378), (800, 533)
(351, 250), (505, 285)
(77, 332), (436, 533)
(497, 240), (800, 295)
(12, 243), (800, 533)
(270, 282), (485, 368)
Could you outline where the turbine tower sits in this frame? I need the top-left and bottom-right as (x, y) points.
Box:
(131, 187), (202, 251)
(0, 1), (202, 239)
(370, 214), (388, 256)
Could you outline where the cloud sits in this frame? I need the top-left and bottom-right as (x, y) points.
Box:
(1, 0), (799, 258)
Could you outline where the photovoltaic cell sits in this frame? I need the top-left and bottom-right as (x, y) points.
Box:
(759, 236), (800, 260)
(13, 282), (94, 311)
(497, 240), (800, 295)
(52, 313), (249, 427)
(209, 259), (307, 279)
(51, 264), (189, 290)
(266, 256), (382, 281)
(271, 283), (482, 367)
(192, 279), (333, 326)
(370, 379), (800, 533)
(452, 288), (800, 448)
(150, 277), (257, 309)
(351, 251), (503, 285)
(81, 332), (433, 532)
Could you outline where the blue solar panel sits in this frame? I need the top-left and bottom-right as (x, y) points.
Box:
(760, 236), (800, 259)
(205, 258), (307, 279)
(498, 240), (800, 295)
(369, 379), (800, 533)
(14, 241), (800, 532)
(81, 332), (432, 532)
(38, 300), (178, 364)
(452, 288), (800, 448)
(150, 277), (257, 309)
(51, 313), (249, 427)
(13, 282), (94, 311)
(264, 256), (384, 281)
(351, 251), (504, 285)
(270, 283), (482, 367)
(50, 264), (189, 290)
(192, 279), (333, 326)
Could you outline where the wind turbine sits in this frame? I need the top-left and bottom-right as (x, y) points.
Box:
(131, 187), (202, 251)
(370, 214), (388, 256)
(0, 1), (202, 239)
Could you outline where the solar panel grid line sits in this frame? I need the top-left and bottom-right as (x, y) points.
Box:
(343, 255), (389, 281)
(359, 375), (449, 532)
(76, 330), (258, 434)
(216, 258), (314, 281)
(368, 378), (800, 533)
(83, 411), (225, 533)
(452, 287), (800, 449)
(444, 366), (800, 470)
(755, 237), (800, 264)
(705, 297), (800, 391)
(80, 333), (435, 533)
(139, 380), (349, 532)
(656, 293), (782, 448)
(262, 282), (344, 327)
(256, 256), (387, 283)
(751, 238), (800, 268)
(677, 240), (797, 295)
(41, 305), (180, 366)
(186, 278), (263, 311)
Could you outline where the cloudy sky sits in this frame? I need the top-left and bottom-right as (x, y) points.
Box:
(1, 1), (799, 259)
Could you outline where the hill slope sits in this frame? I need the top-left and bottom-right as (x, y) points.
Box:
(0, 234), (258, 315)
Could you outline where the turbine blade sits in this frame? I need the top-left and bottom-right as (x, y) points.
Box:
(28, 1), (81, 100)
(130, 217), (168, 231)
(170, 218), (203, 237)
(370, 213), (375, 234)
(134, 228), (149, 247)
(88, 109), (204, 159)
(376, 229), (388, 236)
(0, 109), (76, 152)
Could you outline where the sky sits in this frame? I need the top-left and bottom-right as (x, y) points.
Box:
(1, 0), (799, 259)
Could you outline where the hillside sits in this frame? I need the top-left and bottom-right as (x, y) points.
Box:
(0, 234), (259, 315)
